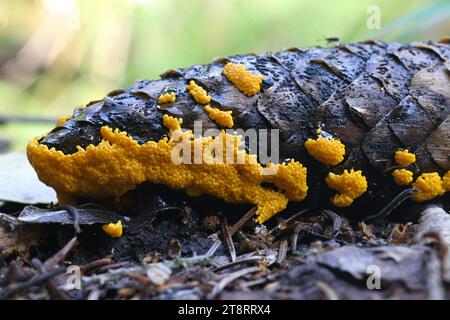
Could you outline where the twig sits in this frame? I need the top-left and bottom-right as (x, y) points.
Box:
(205, 207), (256, 257)
(276, 239), (288, 264)
(291, 223), (349, 246)
(81, 255), (213, 286)
(315, 281), (339, 300)
(364, 188), (418, 223)
(228, 207), (256, 236)
(127, 272), (151, 285)
(98, 262), (128, 273)
(31, 258), (71, 300)
(44, 237), (78, 269)
(207, 266), (260, 299)
(268, 209), (308, 234)
(206, 239), (221, 257)
(87, 289), (101, 300)
(214, 256), (263, 272)
(54, 205), (82, 234)
(290, 232), (299, 254)
(0, 266), (65, 299)
(80, 258), (113, 274)
(323, 210), (342, 234)
(153, 207), (185, 214)
(240, 277), (271, 290)
(221, 217), (236, 262)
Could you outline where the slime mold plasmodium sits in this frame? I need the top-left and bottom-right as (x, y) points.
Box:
(186, 80), (211, 104)
(390, 150), (449, 202)
(204, 105), (234, 128)
(102, 220), (123, 238)
(304, 136), (346, 166)
(443, 171), (450, 192)
(410, 172), (447, 202)
(392, 169), (414, 186)
(222, 62), (263, 96)
(158, 92), (176, 104)
(394, 149), (416, 167)
(27, 115), (307, 224)
(325, 169), (368, 207)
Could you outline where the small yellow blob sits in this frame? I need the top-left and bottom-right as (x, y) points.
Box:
(316, 129), (322, 135)
(162, 114), (182, 133)
(102, 220), (123, 238)
(394, 149), (416, 166)
(158, 92), (176, 104)
(326, 169), (367, 207)
(222, 62), (263, 96)
(304, 136), (345, 166)
(392, 169), (413, 186)
(205, 105), (234, 128)
(443, 171), (450, 192)
(331, 194), (354, 207)
(55, 114), (72, 127)
(411, 172), (445, 202)
(186, 80), (211, 104)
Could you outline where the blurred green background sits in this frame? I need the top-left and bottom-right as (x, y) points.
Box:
(0, 0), (449, 151)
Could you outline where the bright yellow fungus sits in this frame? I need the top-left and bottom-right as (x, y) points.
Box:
(443, 171), (450, 192)
(392, 169), (413, 186)
(222, 62), (263, 96)
(158, 92), (176, 104)
(162, 114), (182, 134)
(186, 80), (211, 104)
(411, 172), (445, 202)
(331, 194), (354, 207)
(205, 105), (234, 128)
(304, 136), (345, 166)
(102, 220), (123, 238)
(394, 149), (416, 166)
(326, 169), (367, 207)
(27, 115), (308, 224)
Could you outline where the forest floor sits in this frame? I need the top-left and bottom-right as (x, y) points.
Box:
(1, 189), (450, 300)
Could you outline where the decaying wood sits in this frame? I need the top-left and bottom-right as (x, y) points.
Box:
(0, 213), (44, 257)
(1, 197), (450, 300)
(414, 205), (450, 282)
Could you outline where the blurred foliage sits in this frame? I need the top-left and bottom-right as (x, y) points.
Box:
(0, 0), (449, 151)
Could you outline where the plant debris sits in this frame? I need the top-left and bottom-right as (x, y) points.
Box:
(2, 192), (450, 300)
(0, 153), (57, 204)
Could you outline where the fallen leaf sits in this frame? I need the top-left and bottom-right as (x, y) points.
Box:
(315, 245), (429, 291)
(0, 152), (57, 204)
(18, 205), (124, 226)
